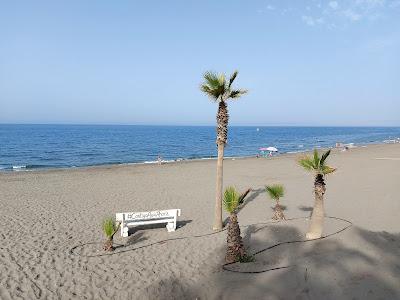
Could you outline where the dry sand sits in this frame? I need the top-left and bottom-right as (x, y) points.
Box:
(0, 143), (399, 300)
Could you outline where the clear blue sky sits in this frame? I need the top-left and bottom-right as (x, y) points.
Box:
(1, 0), (399, 126)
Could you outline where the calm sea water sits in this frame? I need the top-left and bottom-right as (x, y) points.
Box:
(1, 125), (399, 171)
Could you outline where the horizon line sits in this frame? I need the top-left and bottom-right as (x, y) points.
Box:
(1, 123), (400, 128)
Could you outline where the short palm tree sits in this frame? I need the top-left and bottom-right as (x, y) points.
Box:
(223, 186), (247, 263)
(102, 218), (120, 251)
(298, 149), (336, 239)
(200, 71), (247, 230)
(266, 184), (286, 220)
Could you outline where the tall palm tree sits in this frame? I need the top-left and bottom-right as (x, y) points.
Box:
(223, 187), (247, 263)
(200, 70), (247, 230)
(298, 149), (336, 239)
(266, 184), (286, 220)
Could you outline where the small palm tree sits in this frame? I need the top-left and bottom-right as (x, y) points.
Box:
(200, 71), (247, 230)
(223, 186), (247, 263)
(266, 184), (286, 220)
(299, 149), (336, 239)
(102, 218), (120, 251)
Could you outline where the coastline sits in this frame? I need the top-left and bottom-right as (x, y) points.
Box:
(1, 139), (399, 174)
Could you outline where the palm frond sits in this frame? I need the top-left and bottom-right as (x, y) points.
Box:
(313, 149), (320, 170)
(298, 156), (315, 171)
(228, 70), (238, 88)
(223, 186), (240, 213)
(229, 89), (248, 99)
(200, 71), (226, 101)
(199, 84), (212, 95)
(299, 149), (336, 177)
(200, 84), (220, 100)
(102, 218), (117, 238)
(322, 165), (336, 175)
(218, 73), (226, 87)
(320, 150), (331, 166)
(201, 69), (247, 103)
(203, 71), (220, 89)
(266, 184), (285, 201)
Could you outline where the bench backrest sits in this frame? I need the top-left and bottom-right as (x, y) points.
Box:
(116, 209), (181, 236)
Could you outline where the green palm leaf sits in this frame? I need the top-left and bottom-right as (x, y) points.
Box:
(320, 149), (331, 166)
(102, 218), (117, 238)
(266, 184), (285, 201)
(203, 71), (220, 89)
(228, 70), (238, 88)
(218, 74), (226, 86)
(229, 89), (248, 99)
(313, 149), (320, 170)
(298, 156), (315, 171)
(298, 149), (336, 176)
(322, 165), (336, 175)
(223, 186), (240, 213)
(200, 70), (247, 103)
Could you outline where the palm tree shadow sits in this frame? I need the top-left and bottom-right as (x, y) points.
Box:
(128, 222), (400, 299)
(185, 225), (400, 299)
(125, 231), (148, 246)
(223, 188), (265, 227)
(298, 205), (313, 217)
(240, 188), (265, 209)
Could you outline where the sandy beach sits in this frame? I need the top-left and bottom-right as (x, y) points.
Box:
(1, 143), (399, 300)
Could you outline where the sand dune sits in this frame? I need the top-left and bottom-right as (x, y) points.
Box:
(0, 144), (399, 299)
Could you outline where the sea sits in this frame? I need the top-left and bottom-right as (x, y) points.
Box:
(1, 125), (399, 171)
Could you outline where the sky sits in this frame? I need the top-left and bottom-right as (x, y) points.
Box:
(0, 0), (399, 126)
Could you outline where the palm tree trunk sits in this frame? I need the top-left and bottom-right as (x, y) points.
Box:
(273, 200), (286, 220)
(213, 143), (224, 230)
(306, 175), (326, 239)
(214, 101), (228, 231)
(104, 237), (113, 251)
(226, 213), (246, 263)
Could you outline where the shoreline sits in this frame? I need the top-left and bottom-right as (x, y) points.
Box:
(1, 141), (399, 175)
(2, 125), (399, 173)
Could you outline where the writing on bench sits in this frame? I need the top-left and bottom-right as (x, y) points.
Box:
(116, 209), (181, 237)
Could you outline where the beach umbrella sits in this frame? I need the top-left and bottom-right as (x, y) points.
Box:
(259, 146), (278, 152)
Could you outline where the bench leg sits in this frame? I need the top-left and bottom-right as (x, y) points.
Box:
(166, 222), (176, 232)
(122, 226), (129, 237)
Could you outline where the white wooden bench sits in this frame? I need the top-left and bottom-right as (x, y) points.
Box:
(116, 209), (181, 237)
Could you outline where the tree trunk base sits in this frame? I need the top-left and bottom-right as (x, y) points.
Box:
(272, 204), (286, 221)
(226, 245), (246, 264)
(213, 226), (223, 231)
(226, 214), (246, 263)
(305, 232), (322, 240)
(306, 179), (326, 240)
(103, 239), (114, 251)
